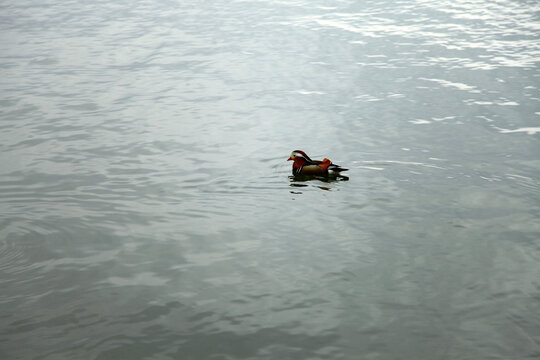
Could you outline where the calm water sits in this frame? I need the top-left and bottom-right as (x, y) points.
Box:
(1, 0), (539, 359)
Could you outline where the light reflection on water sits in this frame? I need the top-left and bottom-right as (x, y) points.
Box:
(1, 0), (539, 359)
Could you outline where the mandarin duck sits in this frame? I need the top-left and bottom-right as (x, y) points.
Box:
(287, 150), (348, 176)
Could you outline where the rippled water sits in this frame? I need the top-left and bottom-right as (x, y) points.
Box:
(1, 0), (539, 359)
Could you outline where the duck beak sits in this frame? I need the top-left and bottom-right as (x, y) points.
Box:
(287, 157), (292, 161)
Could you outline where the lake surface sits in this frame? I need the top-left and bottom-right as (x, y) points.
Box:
(1, 0), (539, 359)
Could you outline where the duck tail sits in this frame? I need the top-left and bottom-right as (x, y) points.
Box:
(328, 164), (348, 173)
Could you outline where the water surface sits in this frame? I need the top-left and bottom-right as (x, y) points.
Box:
(1, 0), (539, 359)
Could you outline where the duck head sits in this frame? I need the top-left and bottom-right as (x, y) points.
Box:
(287, 150), (312, 163)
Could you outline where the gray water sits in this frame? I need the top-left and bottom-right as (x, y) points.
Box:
(1, 0), (539, 359)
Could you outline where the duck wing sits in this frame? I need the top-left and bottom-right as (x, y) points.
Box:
(298, 164), (328, 175)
